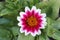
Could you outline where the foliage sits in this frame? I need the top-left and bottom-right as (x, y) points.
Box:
(0, 0), (60, 40)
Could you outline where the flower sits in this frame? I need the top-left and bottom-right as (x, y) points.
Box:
(17, 6), (47, 37)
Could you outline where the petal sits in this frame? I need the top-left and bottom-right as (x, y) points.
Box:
(17, 16), (23, 27)
(40, 24), (45, 29)
(20, 27), (24, 33)
(17, 6), (47, 36)
(18, 22), (22, 27)
(17, 16), (20, 21)
(31, 32), (36, 37)
(42, 18), (47, 25)
(41, 13), (46, 18)
(41, 18), (46, 22)
(30, 30), (41, 36)
(36, 9), (41, 15)
(43, 22), (47, 26)
(36, 30), (41, 35)
(25, 30), (30, 36)
(25, 6), (30, 12)
(40, 20), (47, 29)
(31, 6), (36, 12)
(19, 12), (25, 18)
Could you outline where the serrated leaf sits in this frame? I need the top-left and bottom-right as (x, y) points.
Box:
(0, 28), (11, 40)
(0, 9), (13, 16)
(5, 3), (15, 10)
(38, 33), (49, 40)
(17, 33), (34, 40)
(52, 18), (60, 29)
(51, 0), (60, 19)
(11, 27), (19, 36)
(18, 0), (24, 8)
(39, 36), (49, 40)
(36, 2), (48, 9)
(51, 31), (60, 40)
(39, 36), (45, 40)
(46, 17), (56, 37)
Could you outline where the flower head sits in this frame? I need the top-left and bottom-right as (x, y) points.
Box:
(17, 6), (47, 37)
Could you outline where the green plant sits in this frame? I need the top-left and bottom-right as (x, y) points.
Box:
(0, 0), (60, 40)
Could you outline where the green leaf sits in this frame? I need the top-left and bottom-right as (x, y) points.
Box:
(39, 36), (49, 40)
(0, 8), (17, 16)
(5, 0), (20, 11)
(5, 3), (15, 10)
(52, 18), (60, 29)
(46, 18), (60, 40)
(38, 33), (49, 40)
(52, 4), (59, 19)
(17, 0), (24, 9)
(36, 2), (48, 9)
(46, 6), (53, 18)
(46, 17), (56, 37)
(17, 33), (34, 40)
(33, 0), (40, 4)
(50, 0), (60, 19)
(0, 18), (10, 24)
(0, 28), (11, 40)
(0, 2), (4, 10)
(11, 27), (19, 36)
(0, 9), (13, 16)
(51, 31), (60, 40)
(39, 36), (45, 40)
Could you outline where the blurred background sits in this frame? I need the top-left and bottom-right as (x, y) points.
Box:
(0, 0), (60, 40)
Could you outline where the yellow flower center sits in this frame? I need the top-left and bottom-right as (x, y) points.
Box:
(27, 16), (37, 26)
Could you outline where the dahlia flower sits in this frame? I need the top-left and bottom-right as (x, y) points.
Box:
(17, 6), (47, 36)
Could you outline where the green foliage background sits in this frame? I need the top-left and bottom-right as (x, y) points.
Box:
(0, 0), (60, 40)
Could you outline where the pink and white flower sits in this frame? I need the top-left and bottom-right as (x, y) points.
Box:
(17, 6), (47, 37)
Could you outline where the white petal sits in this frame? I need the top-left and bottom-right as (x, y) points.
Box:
(36, 9), (41, 15)
(18, 22), (22, 26)
(40, 20), (47, 29)
(42, 18), (47, 24)
(25, 30), (30, 36)
(19, 12), (25, 18)
(25, 6), (30, 12)
(30, 30), (41, 36)
(20, 27), (24, 33)
(31, 32), (36, 37)
(43, 22), (47, 26)
(41, 18), (46, 22)
(41, 13), (46, 18)
(31, 6), (36, 11)
(17, 16), (20, 21)
(40, 24), (45, 29)
(36, 30), (41, 35)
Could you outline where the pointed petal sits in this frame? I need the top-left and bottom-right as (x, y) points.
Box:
(17, 16), (20, 21)
(19, 12), (25, 18)
(36, 9), (41, 15)
(40, 24), (45, 29)
(31, 6), (36, 12)
(41, 18), (46, 22)
(31, 32), (36, 37)
(25, 6), (30, 12)
(36, 30), (41, 35)
(43, 22), (47, 27)
(18, 22), (22, 26)
(40, 19), (47, 29)
(25, 30), (30, 36)
(20, 27), (24, 33)
(41, 13), (46, 18)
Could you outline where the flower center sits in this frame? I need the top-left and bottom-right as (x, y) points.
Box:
(27, 16), (37, 26)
